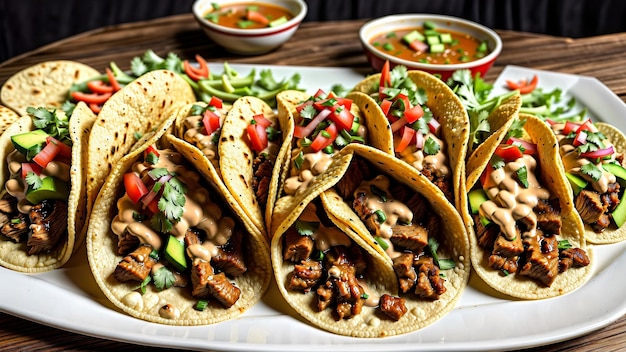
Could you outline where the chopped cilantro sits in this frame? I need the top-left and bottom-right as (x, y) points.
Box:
(581, 163), (602, 181)
(423, 137), (441, 155)
(26, 107), (71, 143)
(145, 151), (159, 165)
(299, 105), (317, 120)
(294, 151), (305, 169)
(152, 266), (176, 291)
(427, 237), (455, 270)
(558, 240), (573, 250)
(490, 154), (505, 169)
(25, 172), (43, 190)
(516, 165), (529, 188)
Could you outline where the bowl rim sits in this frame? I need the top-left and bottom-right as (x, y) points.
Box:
(359, 13), (502, 71)
(193, 0), (307, 37)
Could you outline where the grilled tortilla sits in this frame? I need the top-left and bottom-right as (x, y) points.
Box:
(86, 117), (271, 325)
(0, 102), (94, 272)
(0, 60), (99, 116)
(463, 114), (594, 299)
(272, 143), (470, 336)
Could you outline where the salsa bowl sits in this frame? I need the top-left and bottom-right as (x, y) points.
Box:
(192, 0), (307, 55)
(359, 14), (502, 80)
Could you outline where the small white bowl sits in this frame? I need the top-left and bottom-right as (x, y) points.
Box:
(193, 0), (307, 55)
(359, 14), (502, 80)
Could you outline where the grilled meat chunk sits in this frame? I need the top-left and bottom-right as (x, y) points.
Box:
(413, 256), (446, 299)
(1, 212), (28, 242)
(488, 254), (519, 273)
(288, 259), (323, 291)
(191, 261), (241, 308)
(283, 226), (314, 263)
(27, 200), (67, 254)
(535, 198), (562, 235)
(492, 232), (524, 258)
(212, 229), (247, 277)
(114, 244), (157, 282)
(390, 224), (428, 252)
(335, 158), (370, 199)
(252, 154), (273, 210)
(117, 231), (139, 256)
(519, 235), (559, 286)
(576, 190), (607, 226)
(393, 253), (417, 293)
(379, 294), (407, 321)
(559, 247), (591, 272)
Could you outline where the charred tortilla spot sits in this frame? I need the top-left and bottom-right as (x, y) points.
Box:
(31, 88), (42, 95)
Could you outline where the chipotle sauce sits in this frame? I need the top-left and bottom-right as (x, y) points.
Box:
(204, 2), (293, 29)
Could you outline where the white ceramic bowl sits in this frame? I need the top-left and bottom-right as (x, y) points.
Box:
(359, 14), (502, 80)
(192, 0), (307, 55)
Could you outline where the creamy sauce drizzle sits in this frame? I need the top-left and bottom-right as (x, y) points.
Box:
(552, 123), (617, 193)
(111, 149), (235, 260)
(353, 175), (413, 259)
(397, 133), (450, 177)
(479, 154), (550, 240)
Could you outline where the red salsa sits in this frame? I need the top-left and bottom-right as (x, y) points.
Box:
(370, 21), (489, 65)
(204, 2), (293, 29)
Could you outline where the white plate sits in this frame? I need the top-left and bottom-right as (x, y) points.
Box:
(2, 64), (626, 352)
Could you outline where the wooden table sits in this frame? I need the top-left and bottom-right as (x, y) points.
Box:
(1, 13), (626, 352)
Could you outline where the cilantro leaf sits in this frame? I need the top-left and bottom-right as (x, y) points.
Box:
(423, 137), (441, 155)
(581, 163), (602, 181)
(490, 154), (505, 169)
(26, 107), (71, 143)
(152, 266), (176, 291)
(299, 105), (316, 120)
(516, 165), (529, 188)
(25, 172), (43, 190)
(294, 151), (305, 169)
(151, 212), (173, 233)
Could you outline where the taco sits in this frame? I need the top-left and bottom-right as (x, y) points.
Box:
(86, 118), (271, 325)
(270, 89), (392, 235)
(173, 95), (290, 238)
(350, 65), (521, 212)
(272, 143), (470, 336)
(85, 69), (195, 229)
(1, 61), (99, 116)
(0, 101), (94, 272)
(463, 114), (593, 299)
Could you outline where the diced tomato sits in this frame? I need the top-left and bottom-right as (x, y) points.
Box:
(313, 89), (327, 99)
(46, 136), (72, 158)
(247, 10), (269, 25)
(393, 93), (411, 111)
(144, 145), (160, 158)
(32, 141), (61, 167)
(506, 137), (537, 155)
(295, 100), (313, 113)
(328, 106), (354, 131)
(21, 163), (42, 179)
(573, 130), (587, 146)
(505, 74), (538, 94)
(334, 97), (352, 111)
(576, 119), (594, 134)
(494, 144), (523, 162)
(202, 109), (221, 135)
(294, 108), (332, 139)
(395, 126), (415, 153)
(147, 198), (160, 214)
(87, 80), (113, 94)
(310, 123), (338, 152)
(253, 114), (272, 128)
(379, 60), (391, 89)
(580, 145), (614, 159)
(380, 99), (392, 116)
(545, 118), (557, 126)
(562, 121), (581, 135)
(124, 172), (149, 203)
(71, 91), (112, 104)
(247, 123), (268, 152)
(403, 105), (424, 124)
(390, 116), (407, 133)
(106, 67), (122, 92)
(208, 95), (223, 109)
(313, 97), (336, 111)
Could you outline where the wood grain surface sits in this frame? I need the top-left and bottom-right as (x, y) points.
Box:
(1, 13), (626, 352)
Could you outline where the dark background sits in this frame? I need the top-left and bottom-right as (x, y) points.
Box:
(2, 0), (626, 63)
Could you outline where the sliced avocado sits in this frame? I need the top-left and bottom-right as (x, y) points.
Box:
(480, 216), (492, 227)
(25, 176), (69, 204)
(468, 188), (489, 214)
(565, 172), (588, 195)
(11, 130), (49, 158)
(611, 190), (626, 228)
(603, 163), (626, 181)
(164, 235), (188, 272)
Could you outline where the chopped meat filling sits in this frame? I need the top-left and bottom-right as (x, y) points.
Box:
(114, 244), (157, 282)
(288, 259), (323, 291)
(379, 294), (408, 321)
(519, 235), (559, 287)
(0, 212), (28, 242)
(283, 226), (314, 263)
(252, 154), (273, 210)
(212, 229), (247, 277)
(27, 200), (68, 255)
(390, 224), (428, 252)
(413, 256), (446, 299)
(334, 158), (371, 199)
(420, 164), (453, 202)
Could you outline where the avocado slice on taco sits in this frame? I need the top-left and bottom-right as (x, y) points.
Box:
(548, 119), (626, 244)
(463, 114), (593, 299)
(0, 102), (94, 272)
(86, 117), (271, 325)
